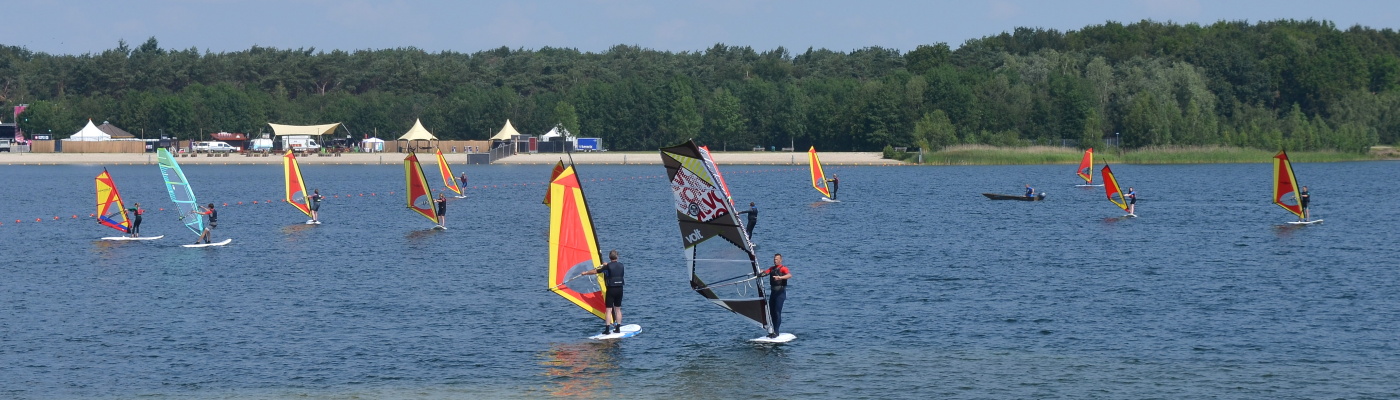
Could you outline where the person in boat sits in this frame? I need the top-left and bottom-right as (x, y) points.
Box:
(308, 189), (324, 223)
(582, 249), (626, 334)
(434, 193), (447, 227)
(195, 203), (217, 244)
(826, 174), (839, 199)
(737, 202), (758, 239)
(1299, 185), (1310, 221)
(1126, 187), (1137, 215)
(758, 253), (792, 338)
(1024, 184), (1035, 198)
(126, 202), (144, 237)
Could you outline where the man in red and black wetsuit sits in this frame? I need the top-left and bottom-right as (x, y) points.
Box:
(759, 253), (792, 338)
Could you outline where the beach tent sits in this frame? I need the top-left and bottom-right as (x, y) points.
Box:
(396, 119), (438, 152)
(268, 122), (341, 136)
(490, 119), (521, 141)
(68, 119), (111, 141)
(96, 121), (136, 139)
(362, 137), (385, 152)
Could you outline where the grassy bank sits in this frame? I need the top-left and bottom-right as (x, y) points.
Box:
(906, 145), (1392, 165)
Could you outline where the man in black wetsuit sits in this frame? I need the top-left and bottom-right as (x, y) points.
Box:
(1299, 185), (1311, 221)
(759, 253), (792, 338)
(583, 250), (626, 334)
(738, 202), (758, 239)
(826, 174), (839, 200)
(434, 193), (447, 227)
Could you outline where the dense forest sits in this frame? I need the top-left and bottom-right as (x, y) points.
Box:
(1, 19), (1397, 152)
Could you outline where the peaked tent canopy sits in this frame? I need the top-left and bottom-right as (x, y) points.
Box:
(397, 119), (438, 141)
(490, 119), (521, 141)
(96, 121), (136, 139)
(68, 119), (111, 141)
(269, 122), (340, 136)
(540, 124), (573, 140)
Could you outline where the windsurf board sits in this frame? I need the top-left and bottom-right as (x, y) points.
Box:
(588, 324), (642, 340)
(183, 238), (233, 248)
(1287, 219), (1323, 225)
(101, 235), (165, 241)
(750, 333), (796, 343)
(820, 198), (841, 203)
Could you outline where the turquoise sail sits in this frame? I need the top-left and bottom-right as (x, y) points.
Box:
(157, 148), (204, 235)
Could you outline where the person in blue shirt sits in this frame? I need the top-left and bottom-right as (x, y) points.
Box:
(1024, 184), (1035, 198)
(1126, 187), (1137, 215)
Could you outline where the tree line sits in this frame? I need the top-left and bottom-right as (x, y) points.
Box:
(1, 19), (1396, 152)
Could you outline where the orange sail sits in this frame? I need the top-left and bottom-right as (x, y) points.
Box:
(1076, 148), (1095, 184)
(547, 164), (608, 319)
(404, 153), (439, 224)
(543, 160), (565, 206)
(1101, 165), (1129, 212)
(809, 147), (831, 198)
(1272, 151), (1305, 219)
(435, 149), (462, 196)
(95, 169), (131, 233)
(283, 151), (313, 218)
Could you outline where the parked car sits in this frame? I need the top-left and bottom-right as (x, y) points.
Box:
(193, 141), (237, 153)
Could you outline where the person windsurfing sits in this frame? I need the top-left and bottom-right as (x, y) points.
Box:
(126, 202), (144, 237)
(825, 174), (839, 200)
(581, 250), (626, 334)
(738, 202), (758, 239)
(758, 253), (792, 338)
(194, 203), (217, 244)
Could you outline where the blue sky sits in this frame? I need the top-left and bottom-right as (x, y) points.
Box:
(5, 0), (1398, 55)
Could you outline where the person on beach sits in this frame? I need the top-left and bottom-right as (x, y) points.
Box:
(126, 202), (144, 237)
(1025, 184), (1035, 198)
(434, 193), (447, 227)
(195, 203), (217, 244)
(1126, 187), (1137, 215)
(738, 202), (758, 239)
(308, 189), (324, 223)
(1299, 185), (1311, 221)
(582, 249), (626, 334)
(826, 174), (840, 200)
(759, 253), (792, 338)
(459, 173), (468, 197)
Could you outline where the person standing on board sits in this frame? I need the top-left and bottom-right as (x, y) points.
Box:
(195, 203), (217, 244)
(434, 193), (447, 227)
(1126, 187), (1138, 215)
(759, 253), (792, 338)
(308, 189), (325, 223)
(126, 202), (144, 237)
(738, 202), (758, 239)
(459, 173), (469, 198)
(826, 174), (840, 200)
(582, 250), (626, 334)
(1299, 185), (1311, 221)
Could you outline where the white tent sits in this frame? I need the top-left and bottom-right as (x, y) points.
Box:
(362, 137), (386, 153)
(68, 119), (111, 141)
(397, 119), (438, 141)
(490, 119), (521, 141)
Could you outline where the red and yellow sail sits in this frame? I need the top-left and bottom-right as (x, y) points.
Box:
(435, 149), (462, 196)
(1272, 150), (1305, 219)
(809, 146), (831, 198)
(1101, 165), (1129, 212)
(95, 169), (131, 233)
(283, 151), (313, 218)
(547, 164), (607, 319)
(543, 160), (565, 206)
(1077, 148), (1095, 184)
(404, 153), (439, 224)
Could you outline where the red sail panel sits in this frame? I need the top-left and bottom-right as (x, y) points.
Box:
(404, 153), (439, 223)
(1101, 165), (1129, 212)
(547, 165), (607, 319)
(435, 149), (462, 195)
(543, 160), (565, 206)
(699, 146), (738, 205)
(95, 169), (131, 233)
(1272, 151), (1304, 218)
(1077, 148), (1094, 184)
(283, 151), (313, 218)
(809, 147), (831, 198)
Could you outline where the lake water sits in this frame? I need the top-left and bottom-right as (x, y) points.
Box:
(1, 160), (1397, 399)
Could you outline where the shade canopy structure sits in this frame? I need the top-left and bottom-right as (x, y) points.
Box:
(269, 122), (341, 136)
(68, 119), (111, 141)
(96, 121), (135, 139)
(397, 119), (438, 141)
(490, 119), (521, 141)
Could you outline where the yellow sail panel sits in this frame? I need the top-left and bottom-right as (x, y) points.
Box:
(1101, 165), (1129, 212)
(548, 165), (608, 319)
(435, 149), (462, 195)
(95, 169), (131, 233)
(1272, 151), (1305, 218)
(809, 147), (831, 198)
(404, 153), (439, 223)
(283, 151), (313, 218)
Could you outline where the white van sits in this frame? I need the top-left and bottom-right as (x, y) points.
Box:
(281, 135), (321, 151)
(193, 141), (237, 153)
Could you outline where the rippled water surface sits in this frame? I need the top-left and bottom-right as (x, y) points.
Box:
(1, 160), (1397, 399)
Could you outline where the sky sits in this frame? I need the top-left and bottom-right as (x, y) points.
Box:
(3, 0), (1398, 55)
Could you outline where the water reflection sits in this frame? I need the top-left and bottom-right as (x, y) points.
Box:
(539, 341), (620, 398)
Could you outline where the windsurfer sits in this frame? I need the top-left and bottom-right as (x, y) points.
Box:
(1299, 185), (1310, 221)
(195, 203), (217, 244)
(435, 193), (447, 227)
(308, 189), (324, 223)
(582, 250), (626, 334)
(459, 173), (468, 197)
(738, 202), (758, 238)
(126, 203), (144, 237)
(826, 174), (839, 199)
(758, 253), (792, 338)
(1126, 187), (1137, 215)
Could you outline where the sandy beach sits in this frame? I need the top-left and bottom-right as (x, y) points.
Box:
(0, 151), (908, 166)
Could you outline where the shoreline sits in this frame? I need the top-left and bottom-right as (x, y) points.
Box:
(0, 151), (907, 166)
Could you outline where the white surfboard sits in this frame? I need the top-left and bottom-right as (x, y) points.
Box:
(432, 225), (447, 230)
(454, 195), (468, 199)
(183, 238), (233, 248)
(820, 197), (841, 203)
(305, 220), (321, 225)
(101, 235), (165, 241)
(588, 324), (642, 340)
(1124, 214), (1137, 218)
(1287, 219), (1323, 225)
(750, 333), (796, 343)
